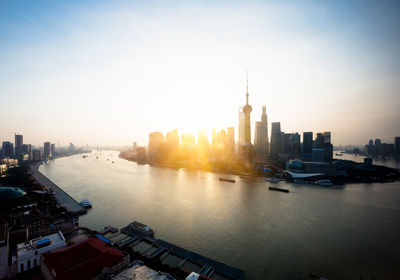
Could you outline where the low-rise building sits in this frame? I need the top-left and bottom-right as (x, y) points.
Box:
(286, 159), (337, 177)
(41, 236), (130, 280)
(0, 164), (7, 177)
(16, 231), (66, 274)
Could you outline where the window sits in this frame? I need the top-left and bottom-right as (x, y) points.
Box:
(34, 259), (37, 267)
(35, 251), (38, 255)
(27, 260), (31, 269)
(20, 263), (24, 272)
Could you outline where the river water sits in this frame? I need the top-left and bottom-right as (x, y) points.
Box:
(39, 151), (400, 280)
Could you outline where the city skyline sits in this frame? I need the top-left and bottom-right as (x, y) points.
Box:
(1, 0), (400, 146)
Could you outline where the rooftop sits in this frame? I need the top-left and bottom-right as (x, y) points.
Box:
(42, 236), (126, 280)
(17, 231), (65, 254)
(111, 260), (175, 280)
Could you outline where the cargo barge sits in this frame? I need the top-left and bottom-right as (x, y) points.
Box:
(219, 177), (236, 183)
(269, 186), (289, 193)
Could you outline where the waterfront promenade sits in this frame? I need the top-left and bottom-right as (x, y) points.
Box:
(31, 162), (87, 215)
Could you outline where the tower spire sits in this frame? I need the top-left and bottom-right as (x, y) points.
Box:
(246, 70), (249, 105)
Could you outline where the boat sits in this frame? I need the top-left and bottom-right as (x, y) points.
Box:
(123, 221), (155, 237)
(293, 179), (308, 184)
(219, 177), (235, 183)
(269, 186), (289, 193)
(315, 179), (333, 187)
(265, 177), (279, 183)
(80, 199), (92, 208)
(82, 155), (88, 158)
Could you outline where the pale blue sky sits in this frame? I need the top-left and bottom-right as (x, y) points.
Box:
(0, 0), (399, 146)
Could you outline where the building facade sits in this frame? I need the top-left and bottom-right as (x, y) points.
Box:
(16, 231), (66, 274)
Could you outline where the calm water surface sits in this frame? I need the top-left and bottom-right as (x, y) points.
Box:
(40, 151), (400, 280)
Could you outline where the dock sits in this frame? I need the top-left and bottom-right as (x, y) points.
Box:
(113, 223), (245, 280)
(31, 163), (87, 215)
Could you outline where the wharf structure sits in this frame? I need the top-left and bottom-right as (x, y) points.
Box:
(96, 223), (245, 280)
(31, 163), (87, 215)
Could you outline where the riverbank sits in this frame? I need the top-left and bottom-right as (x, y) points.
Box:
(31, 162), (87, 216)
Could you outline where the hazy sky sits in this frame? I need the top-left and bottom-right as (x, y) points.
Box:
(1, 0), (399, 146)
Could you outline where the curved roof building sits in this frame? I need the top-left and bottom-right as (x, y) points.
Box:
(0, 187), (26, 201)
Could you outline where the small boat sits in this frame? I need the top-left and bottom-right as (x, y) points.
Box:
(112, 161), (115, 163)
(127, 221), (155, 237)
(293, 179), (308, 184)
(80, 199), (92, 208)
(269, 186), (289, 193)
(265, 177), (279, 183)
(82, 155), (88, 158)
(219, 177), (235, 183)
(315, 179), (333, 187)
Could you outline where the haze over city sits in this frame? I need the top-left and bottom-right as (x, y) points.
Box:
(1, 0), (399, 146)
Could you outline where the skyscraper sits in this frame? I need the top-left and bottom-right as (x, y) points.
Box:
(270, 122), (281, 160)
(44, 142), (51, 159)
(51, 143), (56, 156)
(1, 142), (13, 158)
(148, 132), (164, 161)
(395, 137), (400, 158)
(15, 134), (23, 157)
(302, 132), (313, 155)
(254, 106), (269, 158)
(227, 127), (235, 156)
(314, 132), (333, 162)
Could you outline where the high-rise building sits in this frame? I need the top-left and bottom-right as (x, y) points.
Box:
(238, 78), (252, 146)
(148, 132), (164, 161)
(15, 134), (23, 157)
(282, 133), (294, 155)
(270, 122), (281, 160)
(314, 132), (333, 162)
(227, 127), (235, 156)
(32, 150), (42, 161)
(181, 133), (196, 155)
(50, 143), (56, 155)
(302, 132), (313, 155)
(395, 137), (400, 157)
(254, 106), (269, 158)
(132, 142), (137, 154)
(44, 142), (51, 159)
(166, 129), (179, 150)
(1, 142), (14, 159)
(197, 130), (210, 158)
(292, 132), (301, 158)
(374, 139), (382, 155)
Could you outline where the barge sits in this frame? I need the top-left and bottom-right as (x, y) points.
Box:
(219, 177), (236, 183)
(269, 186), (289, 193)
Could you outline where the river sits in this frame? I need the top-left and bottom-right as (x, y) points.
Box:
(39, 151), (400, 280)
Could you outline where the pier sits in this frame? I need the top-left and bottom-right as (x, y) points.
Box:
(31, 163), (87, 215)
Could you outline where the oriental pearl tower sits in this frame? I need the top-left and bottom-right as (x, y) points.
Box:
(243, 75), (252, 144)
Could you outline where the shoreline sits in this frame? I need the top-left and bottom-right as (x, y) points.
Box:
(31, 160), (87, 216)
